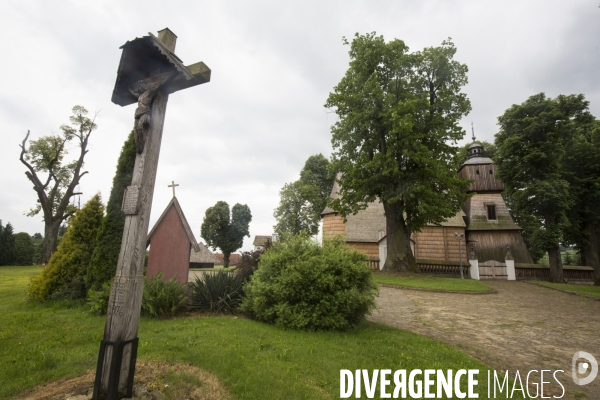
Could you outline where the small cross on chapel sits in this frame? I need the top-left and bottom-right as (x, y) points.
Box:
(168, 180), (179, 197)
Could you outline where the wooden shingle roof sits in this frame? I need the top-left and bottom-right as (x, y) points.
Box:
(189, 241), (219, 264)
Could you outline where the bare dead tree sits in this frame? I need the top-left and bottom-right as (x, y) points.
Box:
(19, 105), (98, 264)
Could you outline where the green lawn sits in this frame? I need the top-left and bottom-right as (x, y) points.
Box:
(532, 280), (600, 299)
(373, 272), (493, 292)
(1, 266), (520, 399)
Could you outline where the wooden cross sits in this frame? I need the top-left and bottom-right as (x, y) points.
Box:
(93, 28), (210, 400)
(168, 180), (179, 197)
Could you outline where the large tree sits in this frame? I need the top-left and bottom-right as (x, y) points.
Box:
(495, 93), (595, 283)
(201, 201), (252, 267)
(274, 154), (334, 236)
(19, 105), (97, 264)
(325, 33), (471, 272)
(562, 117), (600, 284)
(86, 131), (136, 290)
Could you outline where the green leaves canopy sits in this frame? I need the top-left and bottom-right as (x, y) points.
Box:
(495, 93), (596, 282)
(201, 201), (252, 266)
(325, 33), (471, 271)
(274, 154), (334, 236)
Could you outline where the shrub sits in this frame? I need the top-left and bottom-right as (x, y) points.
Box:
(192, 270), (244, 313)
(241, 235), (378, 331)
(235, 239), (271, 282)
(142, 272), (186, 318)
(27, 195), (104, 301)
(87, 280), (112, 315)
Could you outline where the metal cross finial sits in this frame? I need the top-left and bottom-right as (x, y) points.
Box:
(471, 122), (476, 142)
(168, 181), (179, 197)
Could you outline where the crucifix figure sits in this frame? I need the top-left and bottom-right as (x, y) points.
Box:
(93, 28), (210, 400)
(168, 180), (179, 197)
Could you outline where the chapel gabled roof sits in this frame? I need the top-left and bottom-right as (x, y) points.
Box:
(147, 197), (200, 252)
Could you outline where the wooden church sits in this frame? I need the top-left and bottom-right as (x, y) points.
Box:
(322, 141), (533, 268)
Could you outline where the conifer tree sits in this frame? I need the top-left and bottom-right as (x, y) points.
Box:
(86, 132), (136, 290)
(28, 194), (104, 301)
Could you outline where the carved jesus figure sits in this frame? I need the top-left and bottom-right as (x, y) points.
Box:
(129, 72), (176, 153)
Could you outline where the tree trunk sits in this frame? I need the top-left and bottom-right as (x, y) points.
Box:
(547, 242), (564, 283)
(40, 220), (61, 264)
(583, 220), (600, 286)
(382, 202), (418, 272)
(223, 253), (230, 268)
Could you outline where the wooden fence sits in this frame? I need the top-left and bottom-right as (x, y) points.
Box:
(515, 264), (594, 282)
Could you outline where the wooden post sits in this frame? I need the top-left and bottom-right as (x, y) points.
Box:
(94, 29), (210, 398)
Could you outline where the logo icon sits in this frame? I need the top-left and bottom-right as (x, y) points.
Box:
(572, 351), (598, 385)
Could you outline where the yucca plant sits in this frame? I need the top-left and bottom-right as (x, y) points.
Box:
(191, 270), (244, 313)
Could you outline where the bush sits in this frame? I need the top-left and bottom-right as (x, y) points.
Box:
(13, 232), (34, 266)
(87, 280), (112, 315)
(241, 235), (378, 331)
(27, 195), (104, 301)
(235, 239), (271, 282)
(142, 272), (186, 318)
(191, 270), (244, 313)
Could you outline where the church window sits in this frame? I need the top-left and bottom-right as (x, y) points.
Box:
(487, 205), (497, 220)
(476, 169), (479, 175)
(489, 170), (493, 174)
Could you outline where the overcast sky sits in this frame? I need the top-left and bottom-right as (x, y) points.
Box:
(1, 0), (599, 252)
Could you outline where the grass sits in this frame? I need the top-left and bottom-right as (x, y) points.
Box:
(0, 266), (523, 399)
(373, 271), (493, 292)
(531, 280), (600, 299)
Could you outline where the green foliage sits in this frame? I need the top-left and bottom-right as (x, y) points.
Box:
(27, 194), (104, 301)
(201, 201), (252, 267)
(274, 154), (334, 236)
(242, 235), (377, 331)
(0, 221), (16, 265)
(31, 233), (43, 265)
(495, 93), (595, 277)
(191, 270), (244, 313)
(236, 240), (271, 282)
(142, 272), (186, 318)
(86, 131), (136, 290)
(86, 280), (112, 315)
(20, 105), (97, 264)
(324, 33), (471, 272)
(13, 232), (34, 266)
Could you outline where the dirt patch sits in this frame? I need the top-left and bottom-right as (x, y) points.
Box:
(368, 281), (600, 399)
(14, 362), (232, 400)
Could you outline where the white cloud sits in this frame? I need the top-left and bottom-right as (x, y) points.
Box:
(1, 0), (598, 251)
